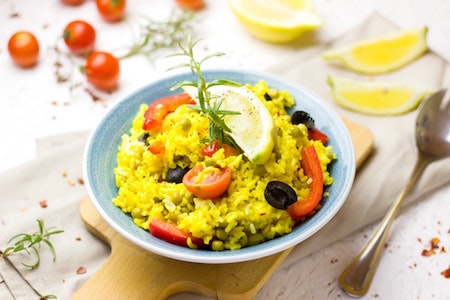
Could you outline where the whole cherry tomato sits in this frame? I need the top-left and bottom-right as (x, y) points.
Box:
(176, 0), (205, 10)
(60, 0), (84, 5)
(8, 31), (39, 68)
(63, 20), (96, 55)
(96, 0), (126, 22)
(84, 51), (120, 91)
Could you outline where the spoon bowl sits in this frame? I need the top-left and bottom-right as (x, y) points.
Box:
(339, 89), (450, 296)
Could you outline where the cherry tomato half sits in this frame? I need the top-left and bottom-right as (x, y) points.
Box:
(182, 165), (232, 199)
(175, 0), (205, 10)
(63, 20), (96, 55)
(84, 51), (120, 91)
(8, 31), (39, 68)
(96, 0), (126, 22)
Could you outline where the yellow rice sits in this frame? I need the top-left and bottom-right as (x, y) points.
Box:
(113, 80), (335, 251)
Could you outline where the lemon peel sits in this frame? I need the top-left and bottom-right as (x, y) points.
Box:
(228, 0), (322, 43)
(183, 85), (275, 164)
(322, 27), (428, 74)
(327, 76), (435, 115)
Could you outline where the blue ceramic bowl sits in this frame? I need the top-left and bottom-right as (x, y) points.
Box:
(83, 69), (355, 264)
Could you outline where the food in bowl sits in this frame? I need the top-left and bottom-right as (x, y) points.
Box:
(112, 80), (336, 251)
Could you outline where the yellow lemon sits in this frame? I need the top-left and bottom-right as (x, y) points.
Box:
(327, 76), (434, 115)
(322, 27), (428, 74)
(183, 85), (275, 164)
(228, 0), (322, 43)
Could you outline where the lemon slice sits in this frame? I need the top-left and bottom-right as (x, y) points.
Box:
(228, 0), (322, 43)
(183, 85), (275, 164)
(327, 76), (434, 115)
(322, 27), (428, 74)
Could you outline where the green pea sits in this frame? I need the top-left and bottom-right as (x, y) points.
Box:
(211, 240), (225, 251)
(180, 118), (191, 131)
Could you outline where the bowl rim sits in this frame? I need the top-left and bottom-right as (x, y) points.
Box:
(83, 68), (356, 264)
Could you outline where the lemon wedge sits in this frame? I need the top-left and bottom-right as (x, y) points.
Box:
(183, 85), (275, 164)
(322, 27), (428, 74)
(327, 76), (434, 115)
(228, 0), (322, 43)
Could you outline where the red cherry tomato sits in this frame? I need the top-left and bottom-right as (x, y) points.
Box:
(63, 20), (96, 55)
(175, 0), (205, 10)
(201, 140), (240, 157)
(182, 165), (232, 199)
(7, 31), (39, 68)
(60, 0), (84, 5)
(96, 0), (126, 22)
(84, 51), (120, 91)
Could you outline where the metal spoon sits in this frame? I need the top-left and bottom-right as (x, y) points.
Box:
(339, 89), (450, 296)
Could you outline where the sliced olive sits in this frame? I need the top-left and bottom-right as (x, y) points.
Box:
(166, 166), (190, 184)
(291, 110), (315, 130)
(264, 181), (297, 210)
(138, 132), (150, 146)
(263, 92), (272, 101)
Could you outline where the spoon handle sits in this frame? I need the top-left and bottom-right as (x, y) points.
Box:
(339, 155), (431, 296)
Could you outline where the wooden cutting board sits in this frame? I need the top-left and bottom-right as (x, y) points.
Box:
(73, 118), (373, 300)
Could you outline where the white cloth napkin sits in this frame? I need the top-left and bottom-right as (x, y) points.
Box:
(266, 13), (450, 264)
(0, 13), (449, 299)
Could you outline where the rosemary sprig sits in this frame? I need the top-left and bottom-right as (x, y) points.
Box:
(118, 9), (195, 60)
(2, 219), (64, 270)
(167, 36), (242, 148)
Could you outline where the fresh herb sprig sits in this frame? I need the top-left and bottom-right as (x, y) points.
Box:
(2, 219), (64, 270)
(167, 36), (242, 148)
(119, 10), (195, 60)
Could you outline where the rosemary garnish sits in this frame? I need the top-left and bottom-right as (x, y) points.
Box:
(2, 219), (64, 270)
(118, 9), (195, 60)
(167, 36), (242, 148)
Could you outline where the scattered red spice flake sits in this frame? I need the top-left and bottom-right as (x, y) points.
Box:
(421, 237), (440, 257)
(84, 88), (104, 103)
(9, 12), (20, 18)
(52, 100), (58, 106)
(421, 248), (435, 257)
(76, 237), (82, 241)
(431, 237), (440, 248)
(417, 237), (422, 243)
(384, 243), (389, 248)
(76, 266), (87, 275)
(77, 178), (85, 185)
(441, 266), (450, 278)
(39, 199), (48, 208)
(441, 246), (446, 253)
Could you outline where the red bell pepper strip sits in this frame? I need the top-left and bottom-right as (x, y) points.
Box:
(308, 128), (328, 144)
(148, 140), (165, 155)
(287, 145), (324, 219)
(149, 218), (209, 249)
(142, 93), (195, 131)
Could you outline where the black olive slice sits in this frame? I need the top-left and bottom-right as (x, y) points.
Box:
(138, 132), (150, 146)
(264, 181), (297, 210)
(166, 166), (190, 184)
(291, 110), (315, 130)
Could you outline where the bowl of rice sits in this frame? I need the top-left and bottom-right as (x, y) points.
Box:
(83, 69), (355, 264)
